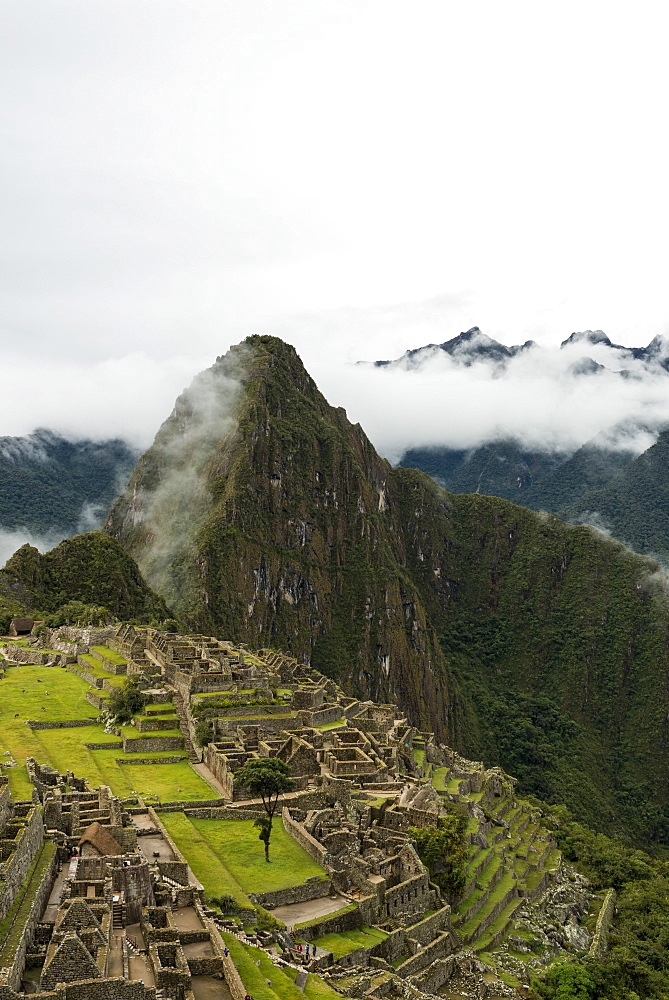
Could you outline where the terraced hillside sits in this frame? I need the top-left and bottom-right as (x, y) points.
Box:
(0, 624), (604, 999)
(396, 750), (590, 993)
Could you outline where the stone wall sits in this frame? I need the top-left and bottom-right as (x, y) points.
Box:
(202, 745), (234, 799)
(88, 650), (127, 674)
(26, 720), (97, 731)
(135, 716), (178, 733)
(0, 844), (59, 993)
(294, 903), (361, 940)
(3, 647), (59, 666)
(85, 692), (107, 711)
(249, 877), (331, 909)
(116, 756), (186, 766)
(154, 797), (224, 812)
(0, 783), (11, 833)
(70, 662), (102, 688)
(185, 956), (223, 976)
(298, 705), (342, 727)
(184, 807), (263, 821)
(282, 809), (329, 868)
(121, 736), (184, 754)
(0, 805), (44, 922)
(59, 977), (156, 1000)
(383, 873), (434, 922)
(395, 931), (454, 979)
(156, 861), (190, 886)
(589, 888), (617, 959)
(403, 905), (451, 947)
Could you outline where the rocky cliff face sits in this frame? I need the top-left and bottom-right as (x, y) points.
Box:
(105, 337), (454, 736)
(105, 337), (669, 838)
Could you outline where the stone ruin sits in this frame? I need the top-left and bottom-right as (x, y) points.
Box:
(0, 623), (598, 999)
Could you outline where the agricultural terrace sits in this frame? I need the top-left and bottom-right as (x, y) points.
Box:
(0, 656), (214, 802)
(160, 812), (327, 904)
(311, 927), (388, 958)
(221, 934), (341, 1000)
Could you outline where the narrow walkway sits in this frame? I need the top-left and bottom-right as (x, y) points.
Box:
(192, 761), (229, 798)
(41, 862), (68, 922)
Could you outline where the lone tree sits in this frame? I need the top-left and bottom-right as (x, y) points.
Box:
(234, 758), (294, 862)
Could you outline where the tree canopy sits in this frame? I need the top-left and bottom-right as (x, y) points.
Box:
(234, 757), (294, 862)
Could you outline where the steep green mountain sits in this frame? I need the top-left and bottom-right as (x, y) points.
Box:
(559, 428), (669, 560)
(0, 429), (139, 535)
(400, 440), (569, 499)
(106, 336), (669, 842)
(523, 441), (636, 512)
(1, 532), (171, 626)
(399, 437), (642, 512)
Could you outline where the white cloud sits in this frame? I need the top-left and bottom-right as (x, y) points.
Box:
(0, 352), (211, 449)
(1, 0), (669, 375)
(0, 527), (66, 571)
(307, 333), (669, 463)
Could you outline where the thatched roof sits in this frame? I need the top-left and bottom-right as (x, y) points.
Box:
(78, 821), (123, 856)
(9, 618), (34, 635)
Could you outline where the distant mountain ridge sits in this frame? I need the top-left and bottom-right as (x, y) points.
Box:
(399, 430), (669, 561)
(373, 325), (669, 373)
(375, 327), (669, 559)
(0, 428), (140, 537)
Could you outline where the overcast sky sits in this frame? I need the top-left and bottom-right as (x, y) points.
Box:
(2, 1), (669, 450)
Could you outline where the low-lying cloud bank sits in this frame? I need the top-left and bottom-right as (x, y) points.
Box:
(3, 320), (669, 469)
(0, 351), (212, 450)
(310, 332), (669, 463)
(0, 527), (66, 571)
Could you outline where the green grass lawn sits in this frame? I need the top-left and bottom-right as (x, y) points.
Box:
(315, 719), (346, 731)
(77, 655), (126, 686)
(0, 661), (213, 802)
(90, 645), (127, 665)
(312, 927), (388, 958)
(120, 725), (183, 740)
(161, 812), (327, 901)
(284, 969), (342, 998)
(431, 766), (451, 790)
(222, 933), (327, 1000)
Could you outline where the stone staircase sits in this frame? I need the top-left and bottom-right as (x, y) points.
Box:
(112, 899), (125, 928)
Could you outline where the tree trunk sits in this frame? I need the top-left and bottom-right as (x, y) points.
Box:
(265, 817), (272, 862)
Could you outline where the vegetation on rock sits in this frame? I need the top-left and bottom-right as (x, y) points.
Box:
(409, 813), (468, 899)
(2, 532), (171, 624)
(107, 676), (145, 724)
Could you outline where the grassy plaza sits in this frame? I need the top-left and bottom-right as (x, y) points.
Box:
(160, 811), (327, 903)
(0, 654), (214, 801)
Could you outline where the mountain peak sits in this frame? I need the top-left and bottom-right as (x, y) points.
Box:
(560, 330), (612, 348)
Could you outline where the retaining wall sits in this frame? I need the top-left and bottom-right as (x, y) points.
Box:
(282, 808), (329, 867)
(122, 735), (184, 754)
(26, 720), (96, 731)
(0, 806), (44, 922)
(294, 904), (361, 940)
(395, 931), (454, 979)
(589, 888), (617, 959)
(0, 844), (59, 993)
(249, 878), (331, 909)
